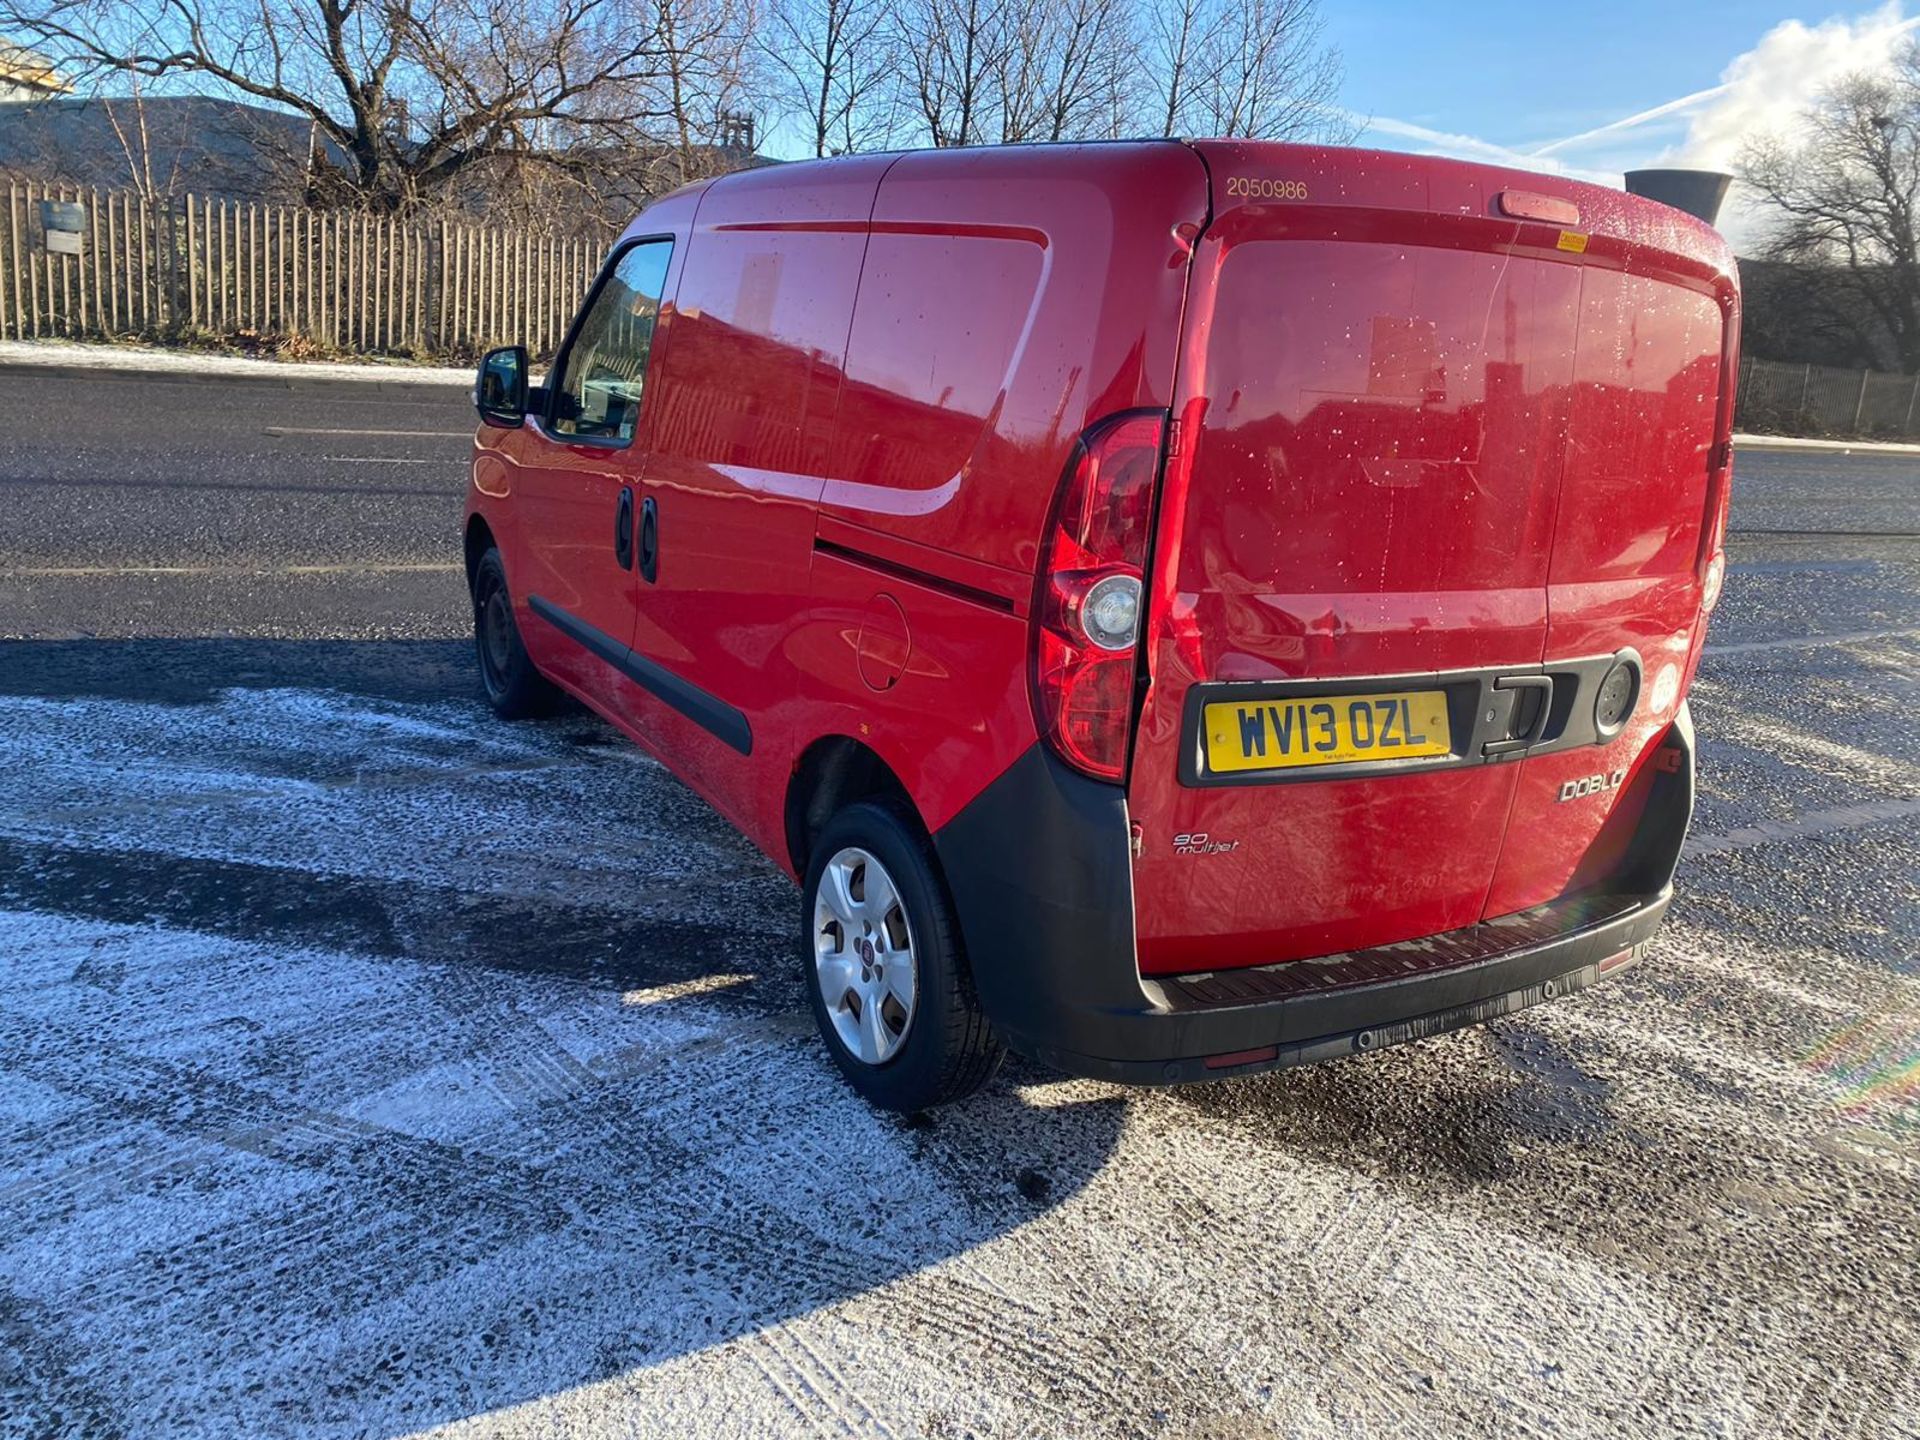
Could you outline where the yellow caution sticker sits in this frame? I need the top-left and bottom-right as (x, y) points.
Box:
(1557, 230), (1590, 253)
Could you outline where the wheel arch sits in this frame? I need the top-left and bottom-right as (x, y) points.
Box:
(463, 512), (498, 588)
(785, 735), (922, 878)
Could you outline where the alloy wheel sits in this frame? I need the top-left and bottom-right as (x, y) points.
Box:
(812, 846), (918, 1065)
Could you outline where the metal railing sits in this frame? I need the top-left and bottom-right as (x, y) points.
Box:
(1737, 356), (1920, 439)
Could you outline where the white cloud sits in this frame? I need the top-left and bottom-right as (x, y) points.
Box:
(1357, 114), (1615, 183)
(1667, 2), (1920, 169)
(1664, 4), (1920, 246)
(1528, 85), (1730, 160)
(1354, 5), (1920, 249)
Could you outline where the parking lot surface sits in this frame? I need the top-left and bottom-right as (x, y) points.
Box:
(1, 369), (1916, 1439)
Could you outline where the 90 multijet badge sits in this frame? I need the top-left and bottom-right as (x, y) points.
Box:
(1173, 832), (1241, 856)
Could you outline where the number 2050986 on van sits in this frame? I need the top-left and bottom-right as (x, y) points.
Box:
(463, 138), (1737, 1111)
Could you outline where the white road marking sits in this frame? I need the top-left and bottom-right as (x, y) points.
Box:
(1, 562), (461, 577)
(1706, 626), (1920, 656)
(1686, 797), (1920, 856)
(324, 456), (450, 465)
(266, 427), (472, 438)
(1705, 708), (1920, 786)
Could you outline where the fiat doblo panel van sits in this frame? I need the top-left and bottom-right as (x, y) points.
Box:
(464, 140), (1738, 1111)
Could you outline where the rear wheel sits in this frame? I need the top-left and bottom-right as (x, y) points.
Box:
(471, 547), (560, 719)
(802, 799), (1005, 1111)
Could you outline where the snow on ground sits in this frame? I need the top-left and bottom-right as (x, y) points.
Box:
(0, 658), (1915, 1438)
(0, 339), (471, 387)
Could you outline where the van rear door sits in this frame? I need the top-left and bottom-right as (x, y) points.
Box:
(1480, 257), (1732, 913)
(1128, 205), (1565, 973)
(1126, 149), (1735, 977)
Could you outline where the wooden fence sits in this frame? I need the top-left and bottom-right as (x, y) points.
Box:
(0, 179), (612, 359)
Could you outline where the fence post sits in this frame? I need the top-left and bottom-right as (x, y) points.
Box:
(87, 186), (103, 336)
(154, 194), (166, 334)
(142, 194), (154, 333)
(1905, 374), (1920, 436)
(178, 194), (191, 331)
(59, 185), (74, 336)
(102, 188), (118, 335)
(1853, 368), (1871, 432)
(429, 219), (445, 354)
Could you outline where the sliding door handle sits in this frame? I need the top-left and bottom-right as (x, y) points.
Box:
(614, 487), (634, 570)
(638, 495), (659, 583)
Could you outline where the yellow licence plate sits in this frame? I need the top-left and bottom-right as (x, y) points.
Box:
(1203, 690), (1452, 774)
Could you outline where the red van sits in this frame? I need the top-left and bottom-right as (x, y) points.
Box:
(464, 140), (1738, 1111)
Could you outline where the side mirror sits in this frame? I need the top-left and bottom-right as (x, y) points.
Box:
(475, 345), (529, 427)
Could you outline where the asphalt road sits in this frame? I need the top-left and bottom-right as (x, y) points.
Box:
(0, 367), (1916, 1440)
(0, 370), (473, 639)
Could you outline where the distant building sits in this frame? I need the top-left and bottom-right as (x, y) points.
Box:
(0, 42), (69, 104)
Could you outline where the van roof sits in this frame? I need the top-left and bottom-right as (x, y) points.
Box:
(653, 138), (1734, 280)
(1184, 138), (1734, 276)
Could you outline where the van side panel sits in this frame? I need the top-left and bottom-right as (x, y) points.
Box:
(626, 158), (890, 858)
(796, 145), (1208, 838)
(822, 145), (1209, 576)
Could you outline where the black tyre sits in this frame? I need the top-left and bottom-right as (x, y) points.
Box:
(801, 798), (1005, 1111)
(471, 547), (562, 719)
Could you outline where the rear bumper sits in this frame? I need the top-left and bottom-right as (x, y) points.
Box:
(1009, 888), (1666, 1084)
(934, 706), (1694, 1084)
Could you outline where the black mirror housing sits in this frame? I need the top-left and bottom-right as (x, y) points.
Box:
(475, 345), (530, 427)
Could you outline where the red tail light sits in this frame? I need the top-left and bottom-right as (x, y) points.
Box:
(1701, 439), (1733, 614)
(1684, 427), (1735, 697)
(1031, 411), (1166, 780)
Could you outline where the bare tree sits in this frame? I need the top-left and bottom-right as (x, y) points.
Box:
(96, 78), (168, 200)
(762, 0), (894, 156)
(1740, 46), (1920, 373)
(0, 0), (735, 208)
(651, 0), (760, 176)
(994, 0), (1129, 144)
(1147, 0), (1217, 138)
(1190, 0), (1343, 140)
(901, 0), (1008, 147)
(1143, 0), (1348, 142)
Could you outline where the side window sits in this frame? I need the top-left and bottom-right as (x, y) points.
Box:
(549, 240), (673, 443)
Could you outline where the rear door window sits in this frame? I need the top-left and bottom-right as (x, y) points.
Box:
(549, 240), (673, 443)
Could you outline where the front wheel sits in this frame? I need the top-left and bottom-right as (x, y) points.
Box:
(471, 546), (561, 719)
(802, 799), (1005, 1111)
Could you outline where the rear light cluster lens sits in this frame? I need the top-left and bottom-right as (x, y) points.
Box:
(1701, 549), (1727, 613)
(1701, 442), (1733, 614)
(1081, 573), (1142, 650)
(1031, 412), (1165, 780)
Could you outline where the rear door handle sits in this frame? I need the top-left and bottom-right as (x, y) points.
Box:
(1483, 674), (1554, 757)
(614, 487), (634, 570)
(638, 495), (659, 583)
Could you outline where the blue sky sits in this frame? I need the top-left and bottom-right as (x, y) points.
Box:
(1336, 0), (1784, 159)
(1332, 1), (1920, 243)
(1337, 2), (1919, 205)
